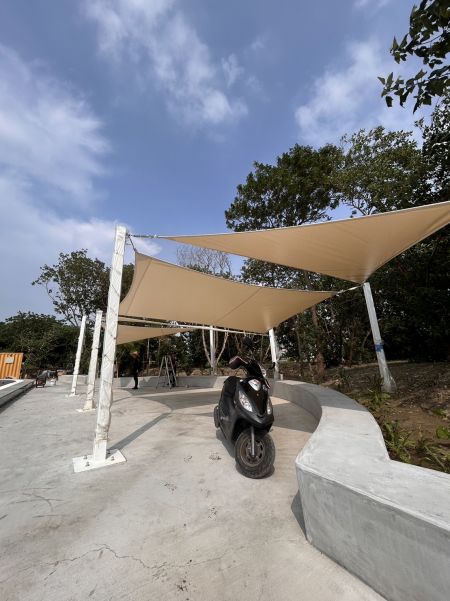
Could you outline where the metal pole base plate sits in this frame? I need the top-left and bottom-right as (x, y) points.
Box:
(72, 449), (126, 473)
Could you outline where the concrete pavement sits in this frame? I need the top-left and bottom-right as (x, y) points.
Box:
(0, 383), (384, 601)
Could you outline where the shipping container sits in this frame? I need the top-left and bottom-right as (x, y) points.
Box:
(0, 353), (24, 379)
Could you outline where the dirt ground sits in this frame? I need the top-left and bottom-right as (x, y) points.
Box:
(282, 361), (450, 473)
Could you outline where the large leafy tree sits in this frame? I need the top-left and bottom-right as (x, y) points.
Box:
(419, 90), (450, 200)
(380, 0), (450, 111)
(32, 250), (109, 326)
(336, 126), (425, 215)
(32, 249), (134, 326)
(226, 144), (342, 230)
(225, 144), (343, 371)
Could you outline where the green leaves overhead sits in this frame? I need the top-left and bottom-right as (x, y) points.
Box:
(380, 0), (450, 111)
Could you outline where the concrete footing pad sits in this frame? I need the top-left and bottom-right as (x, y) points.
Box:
(72, 448), (126, 472)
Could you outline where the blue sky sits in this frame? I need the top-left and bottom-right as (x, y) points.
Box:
(0, 0), (428, 318)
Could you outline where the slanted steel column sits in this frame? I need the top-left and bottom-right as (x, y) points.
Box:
(210, 326), (216, 375)
(93, 225), (126, 463)
(363, 282), (396, 393)
(70, 315), (87, 396)
(81, 309), (103, 412)
(73, 225), (127, 473)
(269, 328), (280, 380)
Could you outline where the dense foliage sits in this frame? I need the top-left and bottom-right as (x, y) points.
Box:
(32, 249), (134, 326)
(0, 313), (80, 375)
(3, 95), (449, 374)
(380, 0), (450, 111)
(225, 97), (450, 366)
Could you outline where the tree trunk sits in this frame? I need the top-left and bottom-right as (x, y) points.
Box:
(216, 331), (229, 365)
(201, 329), (212, 366)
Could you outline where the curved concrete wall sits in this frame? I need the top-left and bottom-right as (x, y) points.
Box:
(0, 379), (34, 407)
(110, 373), (450, 599)
(112, 375), (228, 389)
(273, 380), (450, 601)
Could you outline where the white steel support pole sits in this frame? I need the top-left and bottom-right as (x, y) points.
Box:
(80, 309), (103, 412)
(72, 225), (126, 472)
(70, 315), (87, 396)
(269, 328), (280, 380)
(210, 326), (216, 375)
(363, 282), (396, 393)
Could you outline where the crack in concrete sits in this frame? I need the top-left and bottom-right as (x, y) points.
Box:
(44, 544), (152, 580)
(44, 547), (105, 579)
(22, 492), (63, 511)
(9, 492), (63, 512)
(98, 543), (151, 572)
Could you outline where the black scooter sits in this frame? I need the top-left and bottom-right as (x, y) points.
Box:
(214, 337), (275, 478)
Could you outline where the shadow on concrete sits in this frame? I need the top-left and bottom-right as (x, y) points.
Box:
(291, 491), (307, 537)
(112, 413), (168, 451)
(215, 428), (235, 459)
(274, 402), (317, 434)
(113, 389), (220, 412)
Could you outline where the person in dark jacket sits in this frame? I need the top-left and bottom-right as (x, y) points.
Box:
(130, 351), (141, 390)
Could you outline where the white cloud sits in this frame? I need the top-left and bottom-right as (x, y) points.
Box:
(222, 54), (243, 88)
(0, 45), (109, 207)
(0, 174), (159, 318)
(83, 0), (247, 127)
(354, 0), (391, 9)
(295, 39), (428, 147)
(0, 44), (159, 318)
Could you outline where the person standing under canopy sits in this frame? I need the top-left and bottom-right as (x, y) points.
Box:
(130, 351), (142, 390)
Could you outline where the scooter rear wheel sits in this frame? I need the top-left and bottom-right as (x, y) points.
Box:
(235, 429), (275, 479)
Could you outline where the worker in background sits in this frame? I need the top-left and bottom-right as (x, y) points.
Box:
(130, 351), (141, 390)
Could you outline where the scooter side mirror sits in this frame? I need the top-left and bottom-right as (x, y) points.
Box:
(229, 355), (245, 370)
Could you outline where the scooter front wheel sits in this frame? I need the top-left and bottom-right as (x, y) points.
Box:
(235, 429), (275, 479)
(214, 405), (220, 428)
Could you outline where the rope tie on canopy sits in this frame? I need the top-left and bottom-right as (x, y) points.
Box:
(126, 232), (138, 252)
(129, 233), (159, 239)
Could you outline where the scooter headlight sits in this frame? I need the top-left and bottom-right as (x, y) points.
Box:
(248, 379), (261, 391)
(238, 389), (253, 412)
(266, 397), (273, 415)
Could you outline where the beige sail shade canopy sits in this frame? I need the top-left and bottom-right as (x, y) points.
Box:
(117, 325), (192, 345)
(119, 254), (336, 334)
(163, 201), (450, 283)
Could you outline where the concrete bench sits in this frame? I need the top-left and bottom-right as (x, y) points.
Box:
(273, 380), (450, 601)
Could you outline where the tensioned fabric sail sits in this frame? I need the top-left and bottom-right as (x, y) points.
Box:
(117, 325), (192, 345)
(119, 253), (336, 333)
(162, 201), (450, 283)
